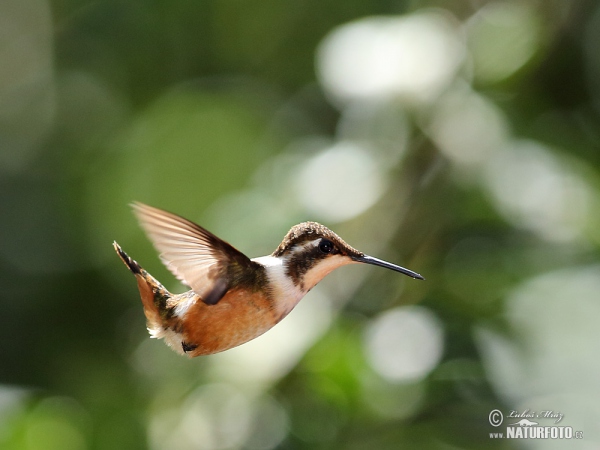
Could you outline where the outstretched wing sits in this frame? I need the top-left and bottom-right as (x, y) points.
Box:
(132, 202), (253, 305)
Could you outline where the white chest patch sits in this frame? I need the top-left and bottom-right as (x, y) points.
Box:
(252, 255), (306, 318)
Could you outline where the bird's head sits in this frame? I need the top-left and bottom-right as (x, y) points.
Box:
(272, 222), (423, 292)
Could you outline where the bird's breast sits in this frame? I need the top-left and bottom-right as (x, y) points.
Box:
(159, 256), (308, 357)
(175, 288), (282, 356)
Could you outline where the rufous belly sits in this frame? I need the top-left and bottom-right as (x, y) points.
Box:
(166, 288), (279, 357)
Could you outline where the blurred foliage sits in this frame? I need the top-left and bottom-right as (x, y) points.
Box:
(1, 0), (599, 449)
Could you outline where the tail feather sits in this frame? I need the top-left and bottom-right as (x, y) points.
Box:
(113, 241), (142, 274)
(113, 241), (173, 335)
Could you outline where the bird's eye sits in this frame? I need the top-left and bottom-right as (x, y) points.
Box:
(319, 239), (334, 254)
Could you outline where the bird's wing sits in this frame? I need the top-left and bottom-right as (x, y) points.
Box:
(132, 202), (253, 305)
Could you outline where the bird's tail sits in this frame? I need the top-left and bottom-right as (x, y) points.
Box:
(113, 241), (173, 334)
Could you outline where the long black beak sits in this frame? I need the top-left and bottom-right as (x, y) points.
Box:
(353, 254), (424, 280)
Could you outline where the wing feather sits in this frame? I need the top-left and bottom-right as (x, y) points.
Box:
(132, 202), (253, 304)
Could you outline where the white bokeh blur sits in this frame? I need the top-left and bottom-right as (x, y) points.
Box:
(426, 84), (509, 168)
(425, 83), (597, 244)
(467, 2), (542, 83)
(476, 266), (600, 448)
(294, 141), (385, 223)
(482, 140), (593, 243)
(317, 11), (465, 106)
(364, 306), (444, 383)
(149, 384), (288, 450)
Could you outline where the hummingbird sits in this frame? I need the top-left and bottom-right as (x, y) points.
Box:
(114, 203), (424, 357)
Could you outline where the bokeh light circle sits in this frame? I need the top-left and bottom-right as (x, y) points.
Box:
(365, 306), (444, 382)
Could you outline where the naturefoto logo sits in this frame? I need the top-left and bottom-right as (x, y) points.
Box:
(488, 409), (583, 440)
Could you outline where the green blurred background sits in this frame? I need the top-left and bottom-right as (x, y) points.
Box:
(1, 0), (599, 448)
